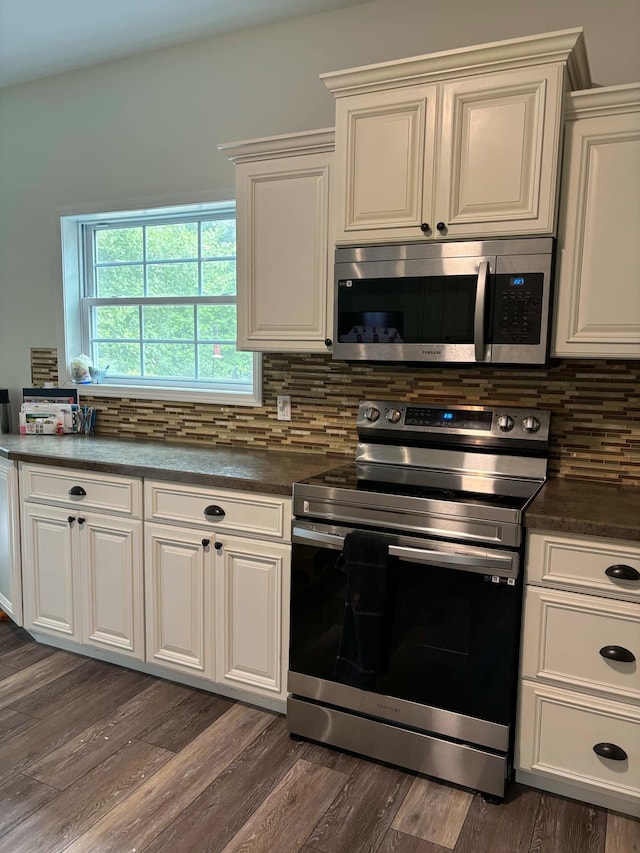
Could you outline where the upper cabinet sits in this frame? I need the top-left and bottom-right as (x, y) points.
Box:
(552, 83), (640, 358)
(321, 29), (590, 246)
(219, 129), (334, 353)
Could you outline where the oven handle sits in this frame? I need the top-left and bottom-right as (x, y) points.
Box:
(292, 526), (516, 576)
(388, 545), (513, 574)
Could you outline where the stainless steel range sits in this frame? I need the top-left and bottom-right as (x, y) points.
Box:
(287, 400), (551, 800)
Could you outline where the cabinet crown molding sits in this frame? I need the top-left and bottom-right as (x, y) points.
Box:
(219, 128), (335, 163)
(565, 82), (640, 120)
(320, 28), (591, 96)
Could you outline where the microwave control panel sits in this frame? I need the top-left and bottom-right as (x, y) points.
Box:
(491, 273), (544, 345)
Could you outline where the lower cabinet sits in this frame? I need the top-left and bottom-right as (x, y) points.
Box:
(517, 530), (640, 817)
(144, 522), (214, 678)
(22, 502), (144, 658)
(215, 533), (290, 699)
(0, 457), (22, 625)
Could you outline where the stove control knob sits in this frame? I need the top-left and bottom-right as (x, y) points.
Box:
(522, 416), (541, 433)
(496, 415), (514, 432)
(363, 406), (380, 423)
(386, 408), (402, 424)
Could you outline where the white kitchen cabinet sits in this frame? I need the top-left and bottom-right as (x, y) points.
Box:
(20, 464), (144, 659)
(144, 522), (214, 678)
(215, 533), (290, 700)
(322, 29), (589, 246)
(0, 457), (22, 625)
(517, 530), (640, 817)
(144, 479), (292, 704)
(552, 83), (640, 358)
(219, 129), (335, 352)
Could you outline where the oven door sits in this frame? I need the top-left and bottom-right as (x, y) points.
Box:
(288, 521), (522, 750)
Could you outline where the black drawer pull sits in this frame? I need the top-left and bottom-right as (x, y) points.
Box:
(201, 538), (210, 548)
(599, 645), (636, 663)
(203, 505), (225, 520)
(67, 515), (75, 524)
(605, 564), (640, 582)
(593, 742), (628, 761)
(214, 542), (223, 551)
(77, 517), (85, 526)
(68, 485), (87, 497)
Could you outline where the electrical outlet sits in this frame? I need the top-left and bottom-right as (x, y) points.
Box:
(277, 395), (291, 421)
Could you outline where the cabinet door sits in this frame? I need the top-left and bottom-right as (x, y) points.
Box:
(437, 64), (564, 238)
(553, 103), (640, 357)
(21, 503), (80, 641)
(236, 152), (333, 351)
(334, 85), (437, 242)
(215, 535), (291, 698)
(144, 523), (213, 677)
(0, 458), (22, 625)
(79, 514), (144, 659)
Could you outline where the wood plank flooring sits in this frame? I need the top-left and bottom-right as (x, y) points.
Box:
(0, 619), (637, 853)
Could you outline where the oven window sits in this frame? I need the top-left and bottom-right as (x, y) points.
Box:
(336, 276), (478, 344)
(289, 541), (521, 726)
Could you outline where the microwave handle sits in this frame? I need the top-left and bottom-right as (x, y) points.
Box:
(474, 261), (489, 362)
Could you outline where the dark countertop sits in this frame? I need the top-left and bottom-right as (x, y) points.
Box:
(525, 478), (640, 542)
(0, 434), (340, 496)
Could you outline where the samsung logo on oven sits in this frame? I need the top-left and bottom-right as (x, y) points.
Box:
(421, 349), (442, 356)
(376, 702), (401, 714)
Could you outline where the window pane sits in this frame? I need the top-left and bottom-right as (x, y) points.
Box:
(94, 342), (141, 376)
(95, 228), (143, 263)
(146, 222), (198, 261)
(197, 305), (237, 341)
(93, 305), (140, 340)
(198, 345), (253, 382)
(202, 260), (236, 296)
(97, 265), (144, 298)
(147, 262), (198, 296)
(143, 305), (194, 341)
(144, 344), (195, 379)
(202, 219), (236, 257)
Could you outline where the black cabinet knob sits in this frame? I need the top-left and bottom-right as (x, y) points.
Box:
(593, 742), (628, 761)
(67, 515), (75, 524)
(201, 538), (210, 548)
(436, 222), (447, 232)
(324, 338), (332, 348)
(77, 517), (85, 526)
(599, 645), (636, 663)
(214, 541), (223, 551)
(605, 564), (640, 582)
(68, 485), (86, 497)
(420, 222), (430, 233)
(203, 505), (225, 520)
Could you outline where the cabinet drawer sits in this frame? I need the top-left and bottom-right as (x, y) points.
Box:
(517, 681), (640, 803)
(521, 586), (640, 702)
(527, 531), (640, 601)
(20, 464), (142, 518)
(145, 480), (292, 542)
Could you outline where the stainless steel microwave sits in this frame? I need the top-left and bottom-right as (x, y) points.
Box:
(332, 238), (555, 365)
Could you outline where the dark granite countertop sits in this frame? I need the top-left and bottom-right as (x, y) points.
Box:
(525, 478), (640, 542)
(0, 434), (340, 496)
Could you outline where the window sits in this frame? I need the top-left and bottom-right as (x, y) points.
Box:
(61, 202), (261, 405)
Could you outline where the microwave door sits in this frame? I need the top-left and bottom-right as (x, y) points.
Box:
(334, 254), (496, 363)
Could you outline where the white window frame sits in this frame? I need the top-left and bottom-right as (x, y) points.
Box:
(60, 201), (262, 406)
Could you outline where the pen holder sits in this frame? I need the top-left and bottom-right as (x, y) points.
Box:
(79, 407), (96, 435)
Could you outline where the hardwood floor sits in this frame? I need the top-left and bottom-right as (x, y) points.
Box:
(0, 619), (637, 853)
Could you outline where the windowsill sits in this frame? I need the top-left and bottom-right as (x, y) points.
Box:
(71, 381), (262, 407)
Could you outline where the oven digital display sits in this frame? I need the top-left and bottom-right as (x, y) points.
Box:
(405, 407), (493, 430)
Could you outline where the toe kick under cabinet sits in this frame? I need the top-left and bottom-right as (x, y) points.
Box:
(20, 463), (144, 659)
(516, 530), (640, 817)
(144, 480), (292, 703)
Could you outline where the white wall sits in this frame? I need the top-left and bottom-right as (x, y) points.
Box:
(0, 0), (638, 400)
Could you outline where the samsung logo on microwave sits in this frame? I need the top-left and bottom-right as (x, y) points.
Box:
(421, 349), (443, 356)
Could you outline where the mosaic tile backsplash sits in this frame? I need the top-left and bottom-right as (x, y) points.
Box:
(30, 348), (639, 485)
